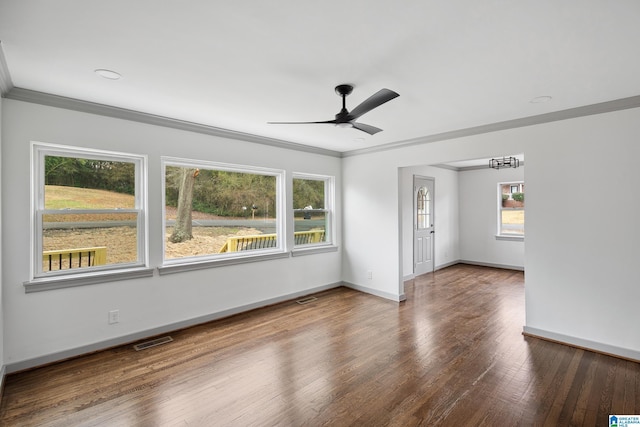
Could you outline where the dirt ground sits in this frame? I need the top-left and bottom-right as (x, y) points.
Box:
(43, 207), (262, 267)
(164, 226), (261, 259)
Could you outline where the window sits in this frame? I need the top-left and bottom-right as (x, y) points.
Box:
(416, 186), (431, 230)
(498, 181), (524, 238)
(162, 158), (285, 266)
(31, 143), (147, 282)
(293, 174), (334, 247)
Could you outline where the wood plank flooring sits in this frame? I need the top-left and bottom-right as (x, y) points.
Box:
(1, 264), (639, 426)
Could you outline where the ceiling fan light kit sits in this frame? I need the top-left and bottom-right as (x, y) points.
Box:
(336, 122), (353, 129)
(268, 84), (399, 135)
(489, 156), (520, 170)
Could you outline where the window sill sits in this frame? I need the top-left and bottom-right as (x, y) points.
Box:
(291, 245), (339, 257)
(157, 251), (290, 275)
(24, 267), (155, 293)
(495, 234), (525, 242)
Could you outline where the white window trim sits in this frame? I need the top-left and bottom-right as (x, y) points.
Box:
(160, 157), (286, 272)
(25, 142), (150, 292)
(291, 245), (339, 257)
(291, 172), (337, 254)
(496, 180), (524, 241)
(24, 267), (155, 293)
(495, 234), (524, 242)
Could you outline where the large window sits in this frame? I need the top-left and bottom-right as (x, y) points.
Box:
(498, 181), (524, 237)
(32, 143), (147, 280)
(162, 158), (284, 264)
(293, 174), (334, 247)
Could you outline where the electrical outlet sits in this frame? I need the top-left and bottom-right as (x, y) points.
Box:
(108, 309), (120, 324)
(367, 270), (373, 280)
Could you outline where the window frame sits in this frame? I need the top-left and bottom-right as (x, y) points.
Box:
(497, 180), (525, 241)
(158, 157), (287, 274)
(26, 142), (151, 292)
(291, 173), (337, 256)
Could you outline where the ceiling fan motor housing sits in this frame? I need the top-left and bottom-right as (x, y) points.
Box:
(335, 84), (354, 96)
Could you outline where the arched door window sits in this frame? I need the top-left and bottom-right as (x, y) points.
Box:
(417, 186), (430, 230)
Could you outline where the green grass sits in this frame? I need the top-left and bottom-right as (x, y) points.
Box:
(45, 185), (134, 209)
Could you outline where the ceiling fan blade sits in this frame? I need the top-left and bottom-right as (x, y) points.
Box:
(267, 120), (336, 125)
(352, 122), (383, 135)
(347, 88), (399, 120)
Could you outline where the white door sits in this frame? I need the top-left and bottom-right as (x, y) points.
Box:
(414, 176), (434, 276)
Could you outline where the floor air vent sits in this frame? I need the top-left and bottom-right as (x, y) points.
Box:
(296, 296), (317, 305)
(133, 336), (173, 351)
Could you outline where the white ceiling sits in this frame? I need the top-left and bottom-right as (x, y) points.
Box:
(1, 1), (640, 153)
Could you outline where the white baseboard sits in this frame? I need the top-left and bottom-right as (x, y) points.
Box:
(342, 281), (406, 302)
(405, 259), (518, 282)
(459, 260), (524, 271)
(435, 260), (461, 271)
(523, 326), (640, 363)
(404, 260), (460, 282)
(5, 282), (343, 374)
(0, 364), (6, 402)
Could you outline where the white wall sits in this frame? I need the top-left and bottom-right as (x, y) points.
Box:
(342, 106), (640, 360)
(0, 96), (5, 376)
(341, 151), (406, 300)
(342, 131), (526, 301)
(459, 165), (525, 269)
(1, 99), (342, 369)
(399, 166), (460, 279)
(524, 108), (640, 359)
(400, 163), (524, 280)
(4, 97), (640, 368)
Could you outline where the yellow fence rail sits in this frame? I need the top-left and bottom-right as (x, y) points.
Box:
(219, 230), (325, 253)
(43, 247), (107, 271)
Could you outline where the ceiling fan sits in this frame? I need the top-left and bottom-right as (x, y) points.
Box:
(268, 84), (399, 135)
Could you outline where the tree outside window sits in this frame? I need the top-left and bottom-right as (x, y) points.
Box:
(162, 159), (283, 262)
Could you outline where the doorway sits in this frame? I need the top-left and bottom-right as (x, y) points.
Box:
(414, 176), (434, 276)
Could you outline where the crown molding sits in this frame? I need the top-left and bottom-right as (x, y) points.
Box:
(342, 95), (640, 158)
(6, 83), (640, 160)
(432, 161), (526, 172)
(431, 163), (459, 172)
(0, 41), (14, 96)
(4, 87), (342, 158)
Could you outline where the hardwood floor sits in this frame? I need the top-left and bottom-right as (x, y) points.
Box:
(1, 264), (639, 426)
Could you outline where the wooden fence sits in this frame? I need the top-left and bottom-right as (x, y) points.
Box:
(43, 247), (107, 271)
(219, 230), (325, 253)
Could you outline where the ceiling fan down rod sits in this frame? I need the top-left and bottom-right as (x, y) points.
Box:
(335, 84), (354, 120)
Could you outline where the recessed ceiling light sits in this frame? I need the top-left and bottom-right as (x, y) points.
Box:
(530, 95), (552, 104)
(94, 69), (122, 80)
(353, 137), (365, 143)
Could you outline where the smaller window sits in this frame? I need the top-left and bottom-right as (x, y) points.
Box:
(416, 186), (431, 230)
(293, 174), (334, 247)
(498, 181), (524, 237)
